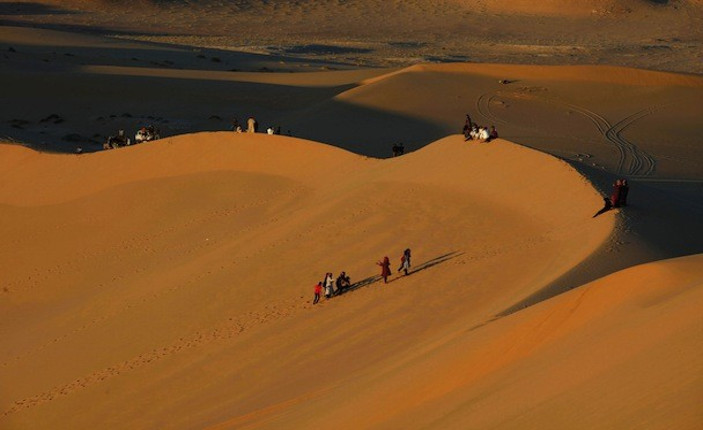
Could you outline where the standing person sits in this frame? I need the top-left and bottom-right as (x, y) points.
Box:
(313, 282), (322, 304)
(463, 114), (472, 137)
(247, 116), (257, 133)
(377, 257), (391, 283)
(324, 272), (335, 298)
(610, 179), (623, 208)
(398, 248), (411, 275)
(620, 179), (629, 206)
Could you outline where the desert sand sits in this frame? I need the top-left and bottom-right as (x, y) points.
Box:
(1, 1), (703, 429)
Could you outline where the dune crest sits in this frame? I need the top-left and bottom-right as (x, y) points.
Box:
(0, 133), (615, 428)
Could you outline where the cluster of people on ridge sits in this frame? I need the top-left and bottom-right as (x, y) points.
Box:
(313, 272), (351, 304)
(463, 114), (498, 142)
(231, 117), (284, 136)
(391, 142), (405, 157)
(313, 248), (412, 304)
(593, 179), (630, 218)
(103, 125), (160, 150)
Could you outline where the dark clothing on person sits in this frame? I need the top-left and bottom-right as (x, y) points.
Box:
(621, 181), (629, 206)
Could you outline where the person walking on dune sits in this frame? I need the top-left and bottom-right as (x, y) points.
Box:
(313, 281), (322, 304)
(398, 248), (411, 275)
(377, 256), (391, 283)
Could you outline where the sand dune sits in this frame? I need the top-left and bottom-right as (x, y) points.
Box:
(2, 4), (702, 428)
(1, 133), (616, 428)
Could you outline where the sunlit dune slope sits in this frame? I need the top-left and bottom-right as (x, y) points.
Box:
(231, 253), (703, 429)
(1, 133), (612, 428)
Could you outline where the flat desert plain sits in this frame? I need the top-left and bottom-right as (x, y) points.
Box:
(1, 1), (702, 429)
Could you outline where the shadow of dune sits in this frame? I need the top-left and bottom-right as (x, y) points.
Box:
(0, 52), (447, 155)
(498, 159), (703, 317)
(282, 100), (453, 158)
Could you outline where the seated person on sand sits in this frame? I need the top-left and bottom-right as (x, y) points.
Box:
(267, 127), (274, 135)
(468, 125), (479, 141)
(478, 126), (490, 142)
(489, 125), (498, 141)
(336, 272), (351, 294)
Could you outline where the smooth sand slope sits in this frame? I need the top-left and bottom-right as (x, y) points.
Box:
(0, 133), (621, 428)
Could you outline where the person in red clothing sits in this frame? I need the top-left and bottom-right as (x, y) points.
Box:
(313, 281), (322, 304)
(610, 179), (624, 207)
(377, 256), (391, 283)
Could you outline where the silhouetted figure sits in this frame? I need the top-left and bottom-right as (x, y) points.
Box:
(463, 114), (472, 138)
(232, 118), (240, 131)
(593, 197), (612, 218)
(377, 257), (391, 283)
(620, 179), (629, 206)
(336, 271), (351, 295)
(489, 125), (499, 141)
(392, 143), (405, 157)
(398, 248), (411, 275)
(313, 282), (322, 304)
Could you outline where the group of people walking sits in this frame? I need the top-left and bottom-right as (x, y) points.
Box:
(313, 272), (351, 304)
(462, 114), (498, 142)
(593, 179), (630, 218)
(313, 248), (412, 304)
(377, 248), (412, 283)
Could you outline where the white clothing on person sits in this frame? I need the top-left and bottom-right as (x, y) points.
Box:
(479, 127), (490, 141)
(469, 127), (479, 140)
(267, 127), (274, 135)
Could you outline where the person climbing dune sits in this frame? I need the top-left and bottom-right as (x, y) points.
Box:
(377, 256), (391, 283)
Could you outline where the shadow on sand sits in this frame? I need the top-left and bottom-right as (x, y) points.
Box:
(497, 159), (703, 318)
(338, 251), (463, 296)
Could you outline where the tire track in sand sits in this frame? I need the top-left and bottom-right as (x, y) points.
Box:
(476, 89), (659, 176)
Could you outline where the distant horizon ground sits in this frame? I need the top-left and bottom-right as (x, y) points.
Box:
(2, 0), (702, 73)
